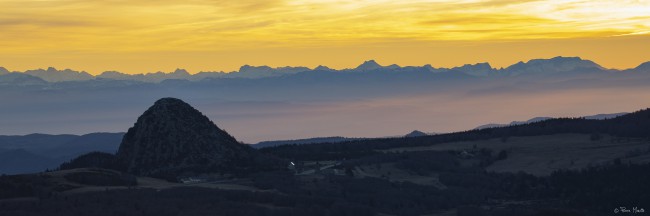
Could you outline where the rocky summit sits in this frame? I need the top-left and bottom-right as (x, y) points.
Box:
(116, 98), (254, 177)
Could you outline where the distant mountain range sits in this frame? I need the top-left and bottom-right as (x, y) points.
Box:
(0, 133), (123, 174)
(2, 56), (650, 156)
(252, 137), (366, 149)
(1, 56), (649, 83)
(251, 130), (435, 148)
(474, 112), (629, 130)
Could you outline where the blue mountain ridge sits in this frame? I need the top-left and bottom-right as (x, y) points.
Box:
(2, 56), (648, 84)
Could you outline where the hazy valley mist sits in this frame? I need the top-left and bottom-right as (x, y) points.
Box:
(2, 57), (650, 143)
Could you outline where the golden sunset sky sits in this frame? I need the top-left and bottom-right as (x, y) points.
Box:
(1, 0), (649, 74)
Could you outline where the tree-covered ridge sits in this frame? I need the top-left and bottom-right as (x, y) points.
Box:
(262, 108), (650, 161)
(115, 98), (284, 179)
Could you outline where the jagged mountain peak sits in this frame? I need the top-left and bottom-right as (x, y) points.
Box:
(99, 71), (126, 76)
(0, 67), (8, 75)
(505, 56), (603, 75)
(386, 64), (401, 69)
(239, 65), (272, 73)
(355, 60), (383, 71)
(634, 61), (650, 72)
(314, 65), (333, 71)
(23, 67), (94, 82)
(173, 68), (189, 75)
(0, 72), (47, 85)
(453, 62), (494, 76)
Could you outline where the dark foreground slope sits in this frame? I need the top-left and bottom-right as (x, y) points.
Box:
(2, 106), (650, 216)
(2, 152), (649, 216)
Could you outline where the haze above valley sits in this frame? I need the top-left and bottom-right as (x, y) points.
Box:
(2, 56), (650, 143)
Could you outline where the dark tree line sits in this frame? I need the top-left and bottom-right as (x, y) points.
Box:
(3, 159), (650, 215)
(262, 109), (650, 160)
(58, 150), (288, 182)
(58, 152), (125, 172)
(63, 170), (137, 187)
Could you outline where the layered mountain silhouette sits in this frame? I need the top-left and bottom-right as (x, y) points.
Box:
(451, 62), (495, 76)
(2, 56), (647, 83)
(630, 61), (650, 73)
(0, 133), (123, 174)
(503, 56), (603, 76)
(234, 65), (311, 78)
(24, 67), (94, 82)
(0, 149), (58, 175)
(116, 98), (261, 177)
(474, 112), (629, 130)
(314, 65), (334, 71)
(355, 60), (384, 71)
(0, 72), (47, 85)
(3, 56), (650, 145)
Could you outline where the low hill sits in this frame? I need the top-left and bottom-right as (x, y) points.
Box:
(474, 112), (628, 130)
(0, 133), (124, 175)
(116, 98), (259, 177)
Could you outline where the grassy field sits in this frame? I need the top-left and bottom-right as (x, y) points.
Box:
(383, 133), (650, 176)
(352, 163), (447, 189)
(33, 168), (261, 195)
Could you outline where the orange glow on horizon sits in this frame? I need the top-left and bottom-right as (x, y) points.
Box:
(0, 0), (649, 74)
